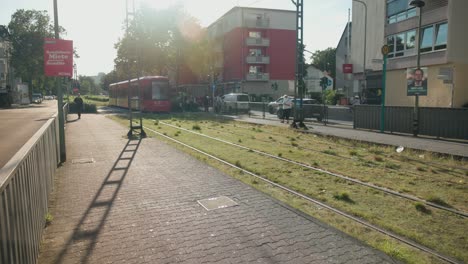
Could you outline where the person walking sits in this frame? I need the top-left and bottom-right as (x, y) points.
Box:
(203, 95), (209, 112)
(281, 95), (293, 124)
(74, 93), (84, 119)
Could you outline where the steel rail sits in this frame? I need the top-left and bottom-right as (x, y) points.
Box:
(143, 125), (462, 264)
(157, 121), (468, 218)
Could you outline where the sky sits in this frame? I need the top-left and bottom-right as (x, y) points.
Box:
(1, 0), (352, 76)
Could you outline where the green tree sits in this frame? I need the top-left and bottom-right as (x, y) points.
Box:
(111, 5), (214, 87)
(310, 47), (336, 78)
(78, 75), (97, 95)
(7, 9), (65, 94)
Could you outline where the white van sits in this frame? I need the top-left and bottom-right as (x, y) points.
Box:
(219, 93), (250, 114)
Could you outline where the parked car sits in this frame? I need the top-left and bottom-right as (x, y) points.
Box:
(217, 93), (250, 114)
(32, 93), (43, 104)
(269, 97), (324, 121)
(268, 97), (317, 114)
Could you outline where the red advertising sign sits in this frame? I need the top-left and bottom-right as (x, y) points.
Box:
(343, 64), (353, 74)
(44, 38), (73, 77)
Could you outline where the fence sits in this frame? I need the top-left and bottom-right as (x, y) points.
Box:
(354, 105), (468, 140)
(248, 102), (327, 122)
(0, 113), (60, 264)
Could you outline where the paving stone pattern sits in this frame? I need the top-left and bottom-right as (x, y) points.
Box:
(38, 114), (397, 264)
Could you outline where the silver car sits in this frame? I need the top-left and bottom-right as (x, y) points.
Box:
(219, 93), (250, 114)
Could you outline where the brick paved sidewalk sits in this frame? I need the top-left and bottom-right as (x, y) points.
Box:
(38, 114), (397, 264)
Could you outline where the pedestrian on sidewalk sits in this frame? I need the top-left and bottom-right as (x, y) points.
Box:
(74, 93), (84, 119)
(281, 95), (293, 124)
(203, 95), (209, 112)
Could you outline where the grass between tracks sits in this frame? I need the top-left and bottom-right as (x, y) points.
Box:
(109, 113), (467, 264)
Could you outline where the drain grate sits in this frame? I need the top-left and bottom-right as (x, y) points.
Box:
(197, 196), (238, 211)
(71, 158), (95, 164)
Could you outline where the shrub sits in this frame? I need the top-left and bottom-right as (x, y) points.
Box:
(333, 192), (354, 203)
(427, 197), (452, 208)
(415, 203), (431, 214)
(84, 95), (109, 102)
(68, 102), (97, 113)
(192, 124), (201, 130)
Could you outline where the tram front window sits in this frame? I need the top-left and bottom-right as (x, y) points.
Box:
(152, 81), (169, 100)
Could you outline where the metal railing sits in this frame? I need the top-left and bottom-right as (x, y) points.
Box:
(247, 102), (328, 123)
(245, 73), (270, 81)
(0, 114), (59, 264)
(354, 105), (468, 140)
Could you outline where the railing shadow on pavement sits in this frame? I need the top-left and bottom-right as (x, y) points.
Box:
(52, 136), (143, 264)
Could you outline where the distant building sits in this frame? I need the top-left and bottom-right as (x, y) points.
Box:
(0, 32), (10, 92)
(304, 65), (332, 94)
(207, 6), (297, 100)
(335, 22), (354, 99)
(351, 0), (468, 107)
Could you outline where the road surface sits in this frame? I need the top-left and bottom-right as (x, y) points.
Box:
(0, 101), (58, 169)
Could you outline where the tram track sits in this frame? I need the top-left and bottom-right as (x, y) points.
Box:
(223, 120), (468, 175)
(157, 121), (468, 218)
(142, 124), (463, 264)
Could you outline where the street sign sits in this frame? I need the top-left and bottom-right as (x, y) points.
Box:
(381, 45), (390, 56)
(343, 64), (353, 73)
(44, 38), (73, 77)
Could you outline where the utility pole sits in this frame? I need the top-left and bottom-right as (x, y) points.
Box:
(353, 0), (367, 98)
(291, 0), (306, 129)
(410, 0), (425, 137)
(53, 0), (66, 162)
(125, 0), (146, 138)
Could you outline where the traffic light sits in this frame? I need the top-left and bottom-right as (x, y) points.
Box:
(320, 77), (328, 90)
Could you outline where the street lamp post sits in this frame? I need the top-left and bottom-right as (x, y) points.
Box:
(410, 0), (425, 137)
(353, 0), (367, 97)
(53, 0), (66, 162)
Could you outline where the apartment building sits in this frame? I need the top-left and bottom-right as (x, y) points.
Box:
(351, 0), (468, 107)
(207, 7), (296, 99)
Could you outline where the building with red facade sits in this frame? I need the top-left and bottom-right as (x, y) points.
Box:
(207, 7), (297, 100)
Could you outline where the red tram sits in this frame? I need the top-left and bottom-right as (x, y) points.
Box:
(109, 76), (171, 112)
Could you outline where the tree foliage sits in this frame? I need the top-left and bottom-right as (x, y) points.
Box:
(78, 75), (98, 95)
(109, 5), (218, 88)
(7, 9), (65, 94)
(310, 47), (336, 78)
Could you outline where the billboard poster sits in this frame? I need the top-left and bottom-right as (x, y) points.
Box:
(407, 67), (428, 96)
(44, 38), (73, 77)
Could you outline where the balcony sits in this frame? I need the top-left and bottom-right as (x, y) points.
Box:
(246, 56), (270, 64)
(246, 73), (270, 81)
(245, 37), (270, 46)
(244, 18), (270, 28)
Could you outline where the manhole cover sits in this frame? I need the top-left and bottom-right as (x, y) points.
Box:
(197, 196), (238, 211)
(71, 158), (95, 164)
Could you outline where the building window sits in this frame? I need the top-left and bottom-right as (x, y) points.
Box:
(386, 29), (416, 58)
(249, 66), (263, 74)
(406, 30), (416, 49)
(249, 31), (261, 38)
(249, 48), (262, 56)
(435, 23), (448, 50)
(386, 0), (416, 24)
(419, 22), (448, 53)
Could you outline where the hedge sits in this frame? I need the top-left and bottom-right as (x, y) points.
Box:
(68, 102), (97, 113)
